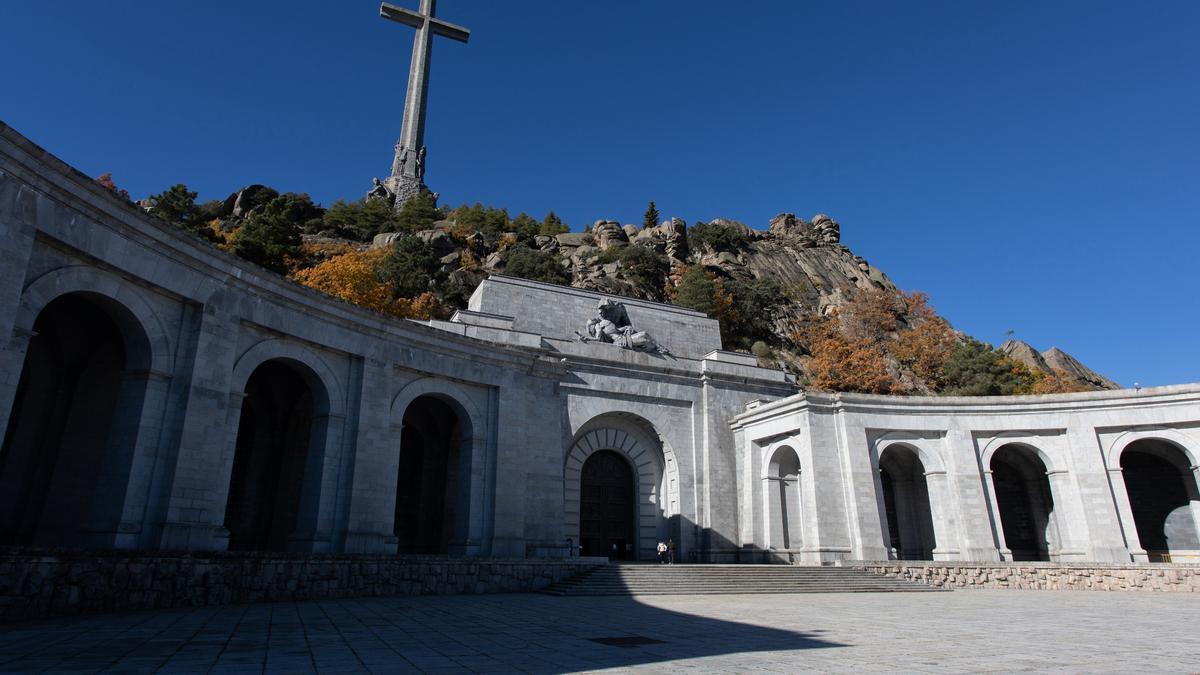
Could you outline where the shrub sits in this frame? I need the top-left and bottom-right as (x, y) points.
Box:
(377, 235), (441, 299)
(502, 245), (570, 285)
(395, 192), (441, 232)
(688, 220), (749, 252)
(231, 193), (319, 273)
(324, 197), (402, 239)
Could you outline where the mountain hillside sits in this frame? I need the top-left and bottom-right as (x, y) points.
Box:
(131, 179), (1118, 396)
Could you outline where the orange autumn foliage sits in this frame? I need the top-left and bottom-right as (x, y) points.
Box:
(291, 248), (398, 315)
(800, 317), (904, 394)
(291, 248), (451, 320)
(892, 291), (957, 391)
(1032, 368), (1093, 394)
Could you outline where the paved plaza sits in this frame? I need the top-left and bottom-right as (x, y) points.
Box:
(0, 589), (1197, 673)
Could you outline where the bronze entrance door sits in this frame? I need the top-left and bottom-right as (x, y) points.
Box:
(580, 450), (636, 560)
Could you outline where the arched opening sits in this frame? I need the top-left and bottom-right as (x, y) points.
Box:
(225, 359), (325, 552)
(879, 446), (936, 560)
(990, 444), (1055, 561)
(579, 449), (636, 560)
(1121, 439), (1200, 562)
(766, 446), (802, 552)
(395, 395), (465, 554)
(0, 293), (150, 547)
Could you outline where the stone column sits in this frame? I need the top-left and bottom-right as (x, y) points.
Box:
(289, 411), (348, 553)
(157, 299), (241, 550)
(448, 434), (489, 555)
(980, 469), (1011, 561)
(341, 355), (400, 554)
(946, 429), (1002, 561)
(0, 177), (38, 442)
(924, 470), (961, 560)
(83, 368), (174, 549)
(1106, 466), (1145, 562)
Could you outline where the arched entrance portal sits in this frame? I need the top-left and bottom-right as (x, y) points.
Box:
(766, 446), (802, 552)
(991, 444), (1055, 561)
(0, 293), (150, 547)
(395, 395), (465, 554)
(579, 450), (636, 560)
(879, 446), (936, 560)
(1121, 439), (1200, 562)
(225, 360), (325, 552)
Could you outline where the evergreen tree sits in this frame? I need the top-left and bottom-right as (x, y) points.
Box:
(941, 339), (1037, 396)
(643, 200), (660, 230)
(323, 197), (401, 240)
(511, 212), (540, 238)
(377, 235), (441, 299)
(674, 266), (718, 316)
(147, 184), (201, 230)
(231, 193), (316, 273)
(539, 211), (568, 235)
(395, 192), (441, 232)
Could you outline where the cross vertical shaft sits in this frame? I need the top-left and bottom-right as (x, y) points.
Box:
(379, 0), (470, 199)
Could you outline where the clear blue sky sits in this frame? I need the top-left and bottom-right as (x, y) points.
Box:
(3, 1), (1198, 387)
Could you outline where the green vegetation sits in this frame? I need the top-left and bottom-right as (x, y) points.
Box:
(643, 201), (660, 230)
(674, 266), (719, 316)
(377, 235), (441, 299)
(322, 197), (400, 239)
(941, 339), (1038, 396)
(501, 245), (570, 285)
(688, 220), (749, 252)
(231, 193), (319, 273)
(540, 211), (568, 235)
(395, 192), (441, 232)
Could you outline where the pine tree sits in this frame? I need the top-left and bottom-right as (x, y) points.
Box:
(395, 192), (441, 232)
(643, 200), (660, 230)
(539, 211), (568, 235)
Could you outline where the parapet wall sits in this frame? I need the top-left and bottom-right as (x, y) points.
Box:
(857, 562), (1200, 592)
(0, 550), (604, 621)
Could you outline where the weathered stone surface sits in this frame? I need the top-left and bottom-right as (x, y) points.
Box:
(858, 562), (1200, 592)
(1043, 346), (1121, 389)
(592, 220), (628, 250)
(555, 232), (590, 247)
(0, 551), (602, 621)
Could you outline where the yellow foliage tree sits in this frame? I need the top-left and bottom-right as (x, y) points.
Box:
(1032, 368), (1093, 394)
(291, 249), (401, 316)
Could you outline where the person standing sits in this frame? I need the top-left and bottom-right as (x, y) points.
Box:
(656, 541), (667, 564)
(667, 539), (676, 564)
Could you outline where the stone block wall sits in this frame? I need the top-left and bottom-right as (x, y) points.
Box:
(857, 562), (1200, 592)
(0, 550), (604, 621)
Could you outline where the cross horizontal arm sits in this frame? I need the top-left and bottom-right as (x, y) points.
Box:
(379, 3), (423, 29)
(379, 2), (470, 43)
(430, 18), (470, 43)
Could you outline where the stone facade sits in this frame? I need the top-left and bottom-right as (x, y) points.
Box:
(1, 121), (1199, 572)
(858, 562), (1200, 592)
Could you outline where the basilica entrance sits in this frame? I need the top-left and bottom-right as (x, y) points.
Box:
(580, 450), (636, 560)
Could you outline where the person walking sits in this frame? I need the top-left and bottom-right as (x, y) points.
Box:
(656, 541), (667, 564)
(667, 539), (676, 564)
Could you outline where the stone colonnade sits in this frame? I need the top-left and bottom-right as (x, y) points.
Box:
(732, 392), (1200, 564)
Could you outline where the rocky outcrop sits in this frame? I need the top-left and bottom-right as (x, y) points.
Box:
(1001, 339), (1119, 390)
(1043, 347), (1120, 390)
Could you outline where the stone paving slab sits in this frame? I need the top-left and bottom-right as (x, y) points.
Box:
(0, 590), (1197, 673)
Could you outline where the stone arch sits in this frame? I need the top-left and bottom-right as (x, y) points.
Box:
(390, 377), (485, 441)
(17, 266), (172, 376)
(564, 412), (679, 561)
(230, 339), (344, 418)
(221, 340), (347, 552)
(0, 287), (160, 547)
(877, 443), (937, 560)
(1106, 428), (1199, 470)
(764, 445), (802, 553)
(987, 442), (1059, 561)
(389, 377), (489, 556)
(1110, 434), (1200, 562)
(874, 432), (948, 474)
(979, 433), (1062, 475)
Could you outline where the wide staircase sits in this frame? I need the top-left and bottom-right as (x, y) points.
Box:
(543, 563), (941, 596)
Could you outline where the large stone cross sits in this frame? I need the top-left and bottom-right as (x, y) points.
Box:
(379, 1), (470, 205)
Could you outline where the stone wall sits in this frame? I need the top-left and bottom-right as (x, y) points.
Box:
(0, 550), (604, 621)
(857, 562), (1200, 592)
